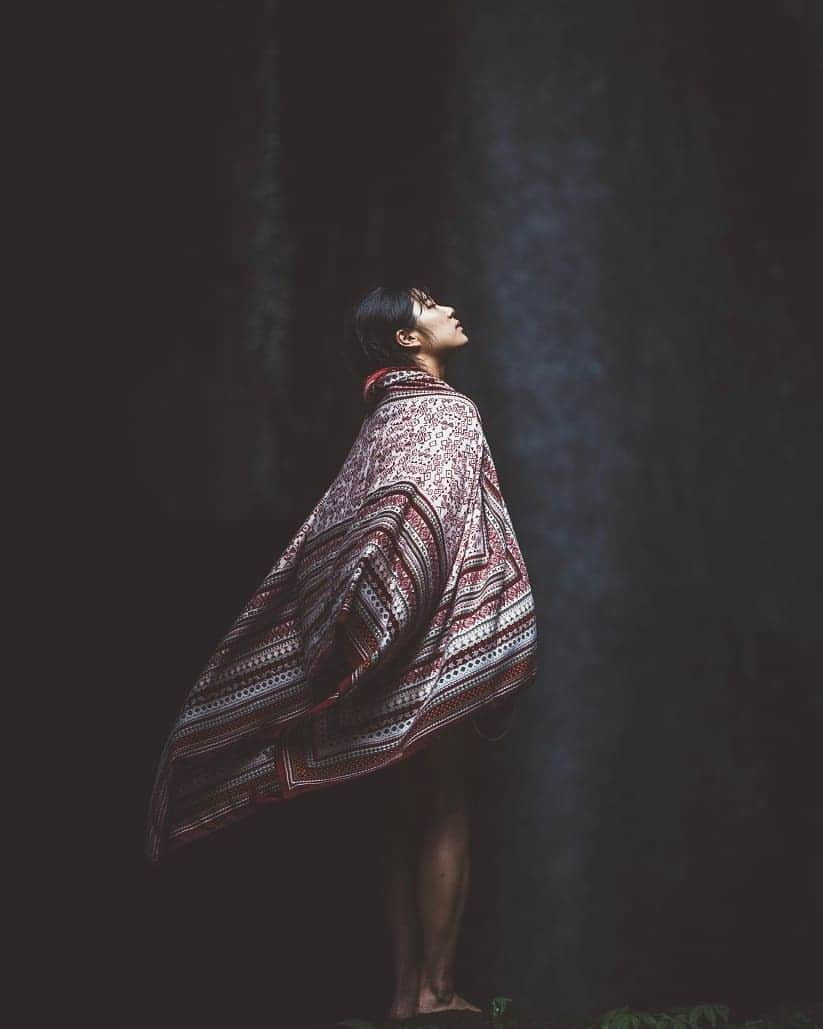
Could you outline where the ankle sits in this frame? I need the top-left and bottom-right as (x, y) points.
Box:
(394, 964), (420, 992)
(418, 975), (454, 1005)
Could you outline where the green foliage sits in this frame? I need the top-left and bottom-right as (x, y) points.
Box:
(593, 1002), (820, 1029)
(597, 1004), (731, 1029)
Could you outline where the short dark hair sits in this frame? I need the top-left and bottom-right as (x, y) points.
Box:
(344, 284), (435, 378)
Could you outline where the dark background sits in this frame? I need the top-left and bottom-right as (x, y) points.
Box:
(8, 1), (822, 1026)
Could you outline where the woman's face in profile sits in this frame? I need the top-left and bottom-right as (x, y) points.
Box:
(410, 290), (469, 350)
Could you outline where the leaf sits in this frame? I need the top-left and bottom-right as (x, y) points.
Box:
(491, 995), (514, 1017)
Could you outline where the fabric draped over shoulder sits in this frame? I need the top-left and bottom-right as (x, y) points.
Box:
(146, 366), (538, 864)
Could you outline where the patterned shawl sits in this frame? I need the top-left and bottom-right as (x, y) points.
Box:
(146, 366), (538, 864)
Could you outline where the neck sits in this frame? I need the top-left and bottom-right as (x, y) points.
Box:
(412, 352), (447, 381)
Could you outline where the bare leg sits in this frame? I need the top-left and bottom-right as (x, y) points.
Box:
(415, 721), (482, 1016)
(381, 755), (423, 1020)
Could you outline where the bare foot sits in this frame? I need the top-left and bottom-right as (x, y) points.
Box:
(416, 990), (484, 1016)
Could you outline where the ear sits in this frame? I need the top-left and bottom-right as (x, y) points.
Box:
(395, 328), (418, 348)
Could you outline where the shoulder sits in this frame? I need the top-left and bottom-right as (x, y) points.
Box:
(369, 384), (483, 443)
(421, 391), (483, 436)
(424, 382), (482, 419)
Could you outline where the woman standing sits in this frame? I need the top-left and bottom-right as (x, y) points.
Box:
(146, 285), (538, 1023)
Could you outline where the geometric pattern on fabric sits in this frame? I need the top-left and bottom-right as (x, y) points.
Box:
(146, 365), (538, 864)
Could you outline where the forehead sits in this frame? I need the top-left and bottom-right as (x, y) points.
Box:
(409, 287), (436, 307)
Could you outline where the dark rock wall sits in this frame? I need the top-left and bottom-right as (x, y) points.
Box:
(441, 0), (822, 1009)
